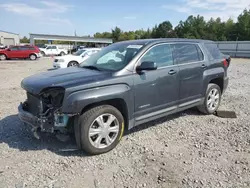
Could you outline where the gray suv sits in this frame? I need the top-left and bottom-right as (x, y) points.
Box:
(18, 39), (229, 154)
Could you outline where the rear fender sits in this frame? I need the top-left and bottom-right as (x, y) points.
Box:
(203, 67), (225, 95)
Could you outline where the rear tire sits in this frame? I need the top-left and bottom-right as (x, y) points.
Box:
(67, 61), (79, 67)
(29, 54), (37, 60)
(0, 54), (7, 61)
(74, 105), (125, 155)
(60, 51), (66, 56)
(197, 83), (221, 114)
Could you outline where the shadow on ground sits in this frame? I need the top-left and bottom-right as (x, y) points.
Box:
(0, 109), (202, 156)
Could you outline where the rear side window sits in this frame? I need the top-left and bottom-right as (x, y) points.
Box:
(204, 43), (221, 59)
(171, 44), (202, 64)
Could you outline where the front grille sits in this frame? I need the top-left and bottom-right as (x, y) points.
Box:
(27, 93), (41, 115)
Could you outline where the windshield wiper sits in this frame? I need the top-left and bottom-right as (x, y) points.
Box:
(81, 65), (101, 71)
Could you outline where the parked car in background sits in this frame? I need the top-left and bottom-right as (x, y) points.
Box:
(36, 44), (47, 49)
(18, 39), (229, 155)
(0, 45), (41, 60)
(69, 45), (86, 54)
(40, 45), (68, 56)
(53, 48), (101, 68)
(0, 43), (7, 49)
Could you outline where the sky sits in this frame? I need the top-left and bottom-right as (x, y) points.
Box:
(0, 0), (249, 37)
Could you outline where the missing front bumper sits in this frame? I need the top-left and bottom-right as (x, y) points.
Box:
(18, 103), (40, 128)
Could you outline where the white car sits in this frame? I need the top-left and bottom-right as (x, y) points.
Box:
(53, 48), (101, 68)
(40, 45), (68, 56)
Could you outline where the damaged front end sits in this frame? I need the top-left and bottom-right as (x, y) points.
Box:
(18, 87), (73, 139)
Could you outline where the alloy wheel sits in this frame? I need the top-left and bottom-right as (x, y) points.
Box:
(88, 113), (119, 149)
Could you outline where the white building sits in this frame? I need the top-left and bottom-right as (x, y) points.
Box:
(0, 30), (20, 46)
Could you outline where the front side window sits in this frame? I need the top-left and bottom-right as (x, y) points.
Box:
(171, 43), (201, 64)
(140, 44), (174, 67)
(80, 43), (144, 71)
(51, 46), (57, 49)
(10, 47), (19, 51)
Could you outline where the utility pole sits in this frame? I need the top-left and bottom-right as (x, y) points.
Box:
(74, 30), (77, 46)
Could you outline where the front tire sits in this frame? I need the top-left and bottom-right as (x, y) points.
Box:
(0, 54), (7, 61)
(198, 83), (221, 114)
(74, 105), (125, 155)
(41, 51), (45, 56)
(67, 61), (79, 67)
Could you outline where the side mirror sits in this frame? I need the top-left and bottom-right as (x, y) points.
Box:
(7, 48), (11, 51)
(136, 61), (157, 72)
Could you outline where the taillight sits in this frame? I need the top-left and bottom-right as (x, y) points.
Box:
(223, 59), (228, 68)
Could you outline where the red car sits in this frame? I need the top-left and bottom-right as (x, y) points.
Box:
(0, 45), (41, 61)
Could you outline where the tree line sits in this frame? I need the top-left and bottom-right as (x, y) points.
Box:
(21, 9), (250, 44)
(94, 9), (250, 42)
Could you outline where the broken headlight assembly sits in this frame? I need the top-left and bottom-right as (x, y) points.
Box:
(38, 87), (69, 132)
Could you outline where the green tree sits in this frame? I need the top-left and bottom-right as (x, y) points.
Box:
(155, 21), (173, 38)
(236, 9), (250, 40)
(20, 36), (29, 43)
(112, 27), (122, 42)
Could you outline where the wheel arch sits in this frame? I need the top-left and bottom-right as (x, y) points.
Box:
(0, 53), (7, 58)
(203, 67), (225, 95)
(62, 84), (132, 130)
(67, 61), (79, 67)
(80, 98), (129, 130)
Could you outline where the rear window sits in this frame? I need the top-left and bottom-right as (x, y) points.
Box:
(204, 43), (222, 59)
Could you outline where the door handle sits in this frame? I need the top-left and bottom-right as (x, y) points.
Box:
(168, 69), (177, 75)
(201, 64), (207, 69)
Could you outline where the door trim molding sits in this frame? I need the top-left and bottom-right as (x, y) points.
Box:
(179, 98), (202, 108)
(136, 106), (177, 121)
(135, 98), (203, 122)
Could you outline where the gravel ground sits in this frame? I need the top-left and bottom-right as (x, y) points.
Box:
(0, 58), (249, 188)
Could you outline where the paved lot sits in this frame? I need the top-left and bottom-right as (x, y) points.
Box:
(0, 58), (250, 188)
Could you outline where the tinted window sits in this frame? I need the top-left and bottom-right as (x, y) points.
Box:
(20, 46), (35, 51)
(171, 44), (200, 64)
(141, 44), (173, 67)
(204, 43), (221, 59)
(10, 47), (19, 51)
(51, 46), (57, 49)
(196, 45), (204, 61)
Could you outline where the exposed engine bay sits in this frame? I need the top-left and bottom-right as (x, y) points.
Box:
(22, 87), (72, 136)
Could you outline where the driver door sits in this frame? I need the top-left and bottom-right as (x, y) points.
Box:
(133, 43), (179, 123)
(7, 46), (20, 58)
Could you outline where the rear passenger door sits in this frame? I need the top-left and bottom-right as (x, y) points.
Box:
(51, 46), (58, 55)
(19, 46), (31, 58)
(171, 43), (205, 105)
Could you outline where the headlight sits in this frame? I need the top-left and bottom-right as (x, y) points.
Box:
(40, 87), (65, 107)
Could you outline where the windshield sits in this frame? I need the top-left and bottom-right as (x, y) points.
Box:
(74, 50), (86, 56)
(80, 42), (144, 71)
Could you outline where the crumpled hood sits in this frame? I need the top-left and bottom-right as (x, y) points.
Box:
(21, 67), (112, 94)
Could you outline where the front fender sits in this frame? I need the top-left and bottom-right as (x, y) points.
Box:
(62, 84), (132, 114)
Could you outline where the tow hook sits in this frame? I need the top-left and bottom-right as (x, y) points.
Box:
(31, 127), (41, 139)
